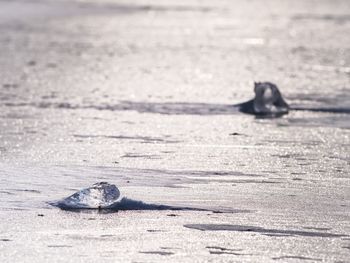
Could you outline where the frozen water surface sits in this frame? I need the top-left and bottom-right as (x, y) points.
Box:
(0, 0), (349, 262)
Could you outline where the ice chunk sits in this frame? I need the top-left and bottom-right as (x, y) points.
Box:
(54, 182), (121, 209)
(253, 82), (289, 115)
(237, 82), (289, 117)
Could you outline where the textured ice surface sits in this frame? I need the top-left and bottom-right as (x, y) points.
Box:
(0, 0), (350, 262)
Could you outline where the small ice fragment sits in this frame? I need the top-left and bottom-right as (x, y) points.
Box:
(253, 82), (289, 115)
(237, 82), (289, 117)
(55, 182), (121, 209)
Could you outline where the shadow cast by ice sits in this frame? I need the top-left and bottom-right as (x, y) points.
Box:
(6, 82), (350, 119)
(49, 182), (243, 213)
(50, 197), (211, 213)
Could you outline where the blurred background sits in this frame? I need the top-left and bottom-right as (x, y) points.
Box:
(0, 0), (349, 164)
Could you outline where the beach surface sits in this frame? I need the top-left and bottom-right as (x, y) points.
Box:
(0, 0), (349, 262)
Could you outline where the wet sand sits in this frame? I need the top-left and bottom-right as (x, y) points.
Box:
(0, 0), (349, 262)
